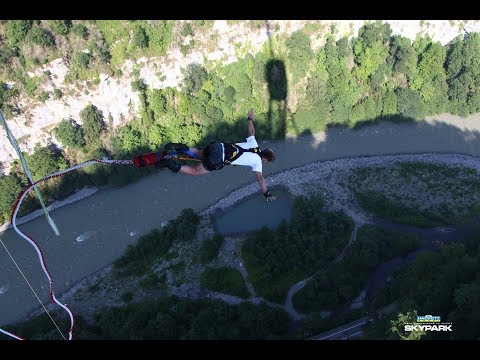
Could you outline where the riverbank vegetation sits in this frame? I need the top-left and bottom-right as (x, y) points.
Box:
(3, 297), (290, 340)
(349, 161), (480, 227)
(200, 266), (250, 298)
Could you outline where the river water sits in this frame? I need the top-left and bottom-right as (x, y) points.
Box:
(1, 113), (480, 326)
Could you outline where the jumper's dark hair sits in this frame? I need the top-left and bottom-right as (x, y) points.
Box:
(260, 148), (275, 162)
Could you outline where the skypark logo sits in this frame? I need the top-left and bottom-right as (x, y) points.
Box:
(405, 324), (452, 332)
(416, 315), (441, 323)
(405, 314), (453, 332)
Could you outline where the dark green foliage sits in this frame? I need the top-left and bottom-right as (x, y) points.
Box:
(180, 22), (194, 37)
(336, 37), (351, 58)
(147, 88), (167, 118)
(381, 90), (398, 116)
(291, 104), (329, 135)
(2, 310), (72, 340)
(285, 30), (315, 82)
(79, 104), (105, 146)
(49, 20), (72, 35)
(53, 88), (63, 99)
(113, 209), (199, 277)
(353, 162), (480, 226)
(73, 52), (92, 69)
(38, 91), (49, 102)
(24, 144), (66, 181)
(446, 33), (480, 116)
(389, 35), (417, 80)
(265, 59), (288, 101)
(201, 267), (250, 298)
(395, 87), (427, 119)
(323, 36), (360, 124)
(411, 41), (448, 114)
(114, 228), (173, 276)
(28, 27), (55, 47)
(88, 297), (289, 339)
(82, 147), (114, 186)
(121, 292), (134, 302)
(0, 82), (18, 109)
(293, 224), (419, 312)
(182, 63), (208, 95)
(111, 125), (142, 153)
(0, 174), (23, 224)
(24, 77), (40, 98)
(242, 195), (354, 303)
(357, 21), (392, 48)
(199, 234), (224, 264)
(0, 45), (19, 66)
(131, 79), (146, 92)
(139, 272), (167, 290)
(71, 23), (88, 39)
(132, 26), (148, 48)
(143, 20), (174, 55)
(369, 243), (480, 339)
(95, 46), (111, 64)
(54, 119), (85, 148)
(356, 191), (443, 227)
(5, 20), (32, 45)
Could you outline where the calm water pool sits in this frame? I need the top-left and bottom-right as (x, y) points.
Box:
(215, 189), (292, 236)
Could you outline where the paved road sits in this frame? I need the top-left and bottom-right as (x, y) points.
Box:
(308, 316), (372, 340)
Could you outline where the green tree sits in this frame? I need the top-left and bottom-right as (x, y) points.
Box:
(410, 42), (448, 114)
(199, 234), (224, 264)
(148, 124), (168, 148)
(73, 52), (92, 70)
(5, 20), (32, 45)
(0, 174), (24, 223)
(180, 22), (194, 37)
(28, 27), (55, 47)
(357, 21), (392, 48)
(53, 88), (63, 99)
(132, 26), (148, 48)
(449, 279), (480, 339)
(285, 30), (315, 82)
(80, 104), (105, 146)
(381, 90), (398, 116)
(147, 89), (167, 118)
(113, 125), (142, 153)
(0, 45), (19, 67)
(396, 88), (426, 119)
(49, 20), (72, 36)
(25, 144), (67, 181)
(391, 310), (425, 340)
(390, 36), (418, 80)
(71, 23), (88, 39)
(54, 119), (85, 148)
(182, 63), (208, 95)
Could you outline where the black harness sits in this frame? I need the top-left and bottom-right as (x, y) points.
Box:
(223, 143), (261, 165)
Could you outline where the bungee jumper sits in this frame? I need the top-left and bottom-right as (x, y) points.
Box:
(134, 109), (277, 201)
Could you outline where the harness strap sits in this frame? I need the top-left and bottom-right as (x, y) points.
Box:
(224, 143), (261, 165)
(178, 149), (202, 160)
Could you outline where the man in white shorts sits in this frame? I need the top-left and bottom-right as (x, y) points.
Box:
(160, 109), (277, 201)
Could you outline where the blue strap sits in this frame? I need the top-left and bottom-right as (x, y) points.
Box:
(178, 149), (202, 160)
